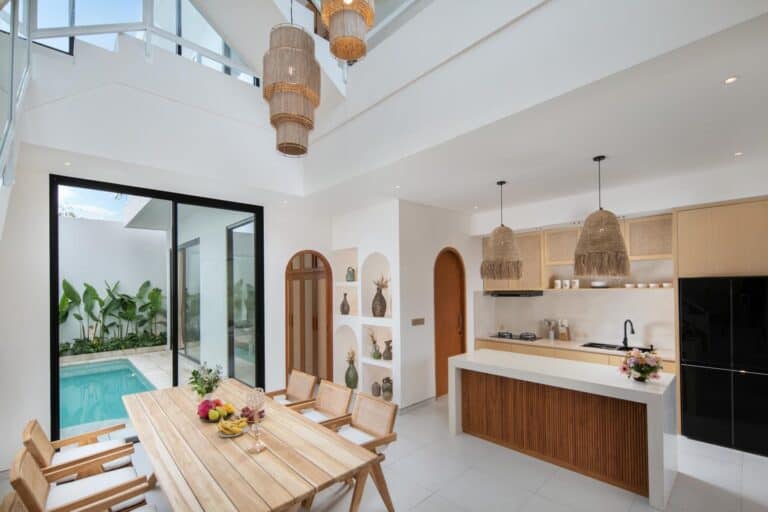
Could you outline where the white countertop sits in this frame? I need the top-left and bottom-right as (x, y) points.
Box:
(478, 336), (677, 362)
(450, 349), (675, 404)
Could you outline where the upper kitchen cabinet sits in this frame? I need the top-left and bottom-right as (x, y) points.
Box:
(543, 227), (580, 265)
(625, 214), (673, 260)
(677, 199), (768, 277)
(482, 231), (543, 291)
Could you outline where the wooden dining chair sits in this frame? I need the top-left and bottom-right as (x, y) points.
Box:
(266, 369), (317, 407)
(289, 379), (352, 425)
(325, 393), (399, 512)
(2, 491), (27, 512)
(23, 420), (132, 481)
(10, 446), (156, 512)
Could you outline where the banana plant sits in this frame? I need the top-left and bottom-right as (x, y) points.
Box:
(60, 279), (85, 340)
(139, 287), (166, 335)
(82, 282), (102, 343)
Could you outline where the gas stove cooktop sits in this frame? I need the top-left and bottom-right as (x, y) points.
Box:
(495, 331), (541, 341)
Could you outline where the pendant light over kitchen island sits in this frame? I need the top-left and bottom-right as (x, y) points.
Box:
(574, 155), (630, 277)
(480, 181), (523, 280)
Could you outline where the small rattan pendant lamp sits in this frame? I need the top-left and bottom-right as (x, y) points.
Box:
(480, 181), (523, 280)
(263, 0), (321, 156)
(574, 156), (630, 277)
(322, 0), (375, 61)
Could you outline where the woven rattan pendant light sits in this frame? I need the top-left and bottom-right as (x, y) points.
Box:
(574, 156), (630, 277)
(322, 0), (375, 61)
(480, 181), (523, 280)
(263, 1), (321, 156)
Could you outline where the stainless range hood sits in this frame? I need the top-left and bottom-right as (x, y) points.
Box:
(485, 290), (543, 297)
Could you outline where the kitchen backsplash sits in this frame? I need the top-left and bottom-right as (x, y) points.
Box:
(489, 289), (675, 350)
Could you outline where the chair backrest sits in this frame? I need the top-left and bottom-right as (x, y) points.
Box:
(286, 370), (317, 402)
(10, 448), (49, 512)
(2, 491), (29, 512)
(315, 380), (352, 418)
(22, 420), (54, 468)
(351, 393), (398, 438)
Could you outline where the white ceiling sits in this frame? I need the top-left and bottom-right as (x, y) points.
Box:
(311, 12), (768, 213)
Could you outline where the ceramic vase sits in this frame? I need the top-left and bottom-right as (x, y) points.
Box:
(382, 340), (392, 361)
(340, 293), (350, 315)
(372, 287), (387, 317)
(345, 267), (356, 282)
(382, 377), (393, 401)
(372, 341), (382, 360)
(371, 381), (381, 397)
(345, 361), (358, 389)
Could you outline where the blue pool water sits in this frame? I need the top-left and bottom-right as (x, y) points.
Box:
(59, 359), (155, 429)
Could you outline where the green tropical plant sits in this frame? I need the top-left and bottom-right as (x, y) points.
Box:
(59, 279), (85, 339)
(188, 363), (223, 398)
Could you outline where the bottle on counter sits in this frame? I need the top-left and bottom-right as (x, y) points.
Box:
(558, 319), (571, 341)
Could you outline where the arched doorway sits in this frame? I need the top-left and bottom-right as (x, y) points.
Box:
(434, 248), (466, 397)
(285, 250), (333, 383)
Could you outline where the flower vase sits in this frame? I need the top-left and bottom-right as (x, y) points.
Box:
(372, 287), (387, 317)
(633, 376), (648, 383)
(345, 361), (358, 390)
(382, 340), (392, 361)
(382, 377), (393, 401)
(340, 293), (350, 315)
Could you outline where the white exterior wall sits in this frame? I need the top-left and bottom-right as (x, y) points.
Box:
(58, 217), (168, 344)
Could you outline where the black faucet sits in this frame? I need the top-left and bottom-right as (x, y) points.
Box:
(623, 319), (635, 348)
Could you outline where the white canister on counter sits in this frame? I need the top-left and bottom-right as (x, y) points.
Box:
(554, 279), (562, 289)
(563, 279), (571, 289)
(571, 279), (580, 289)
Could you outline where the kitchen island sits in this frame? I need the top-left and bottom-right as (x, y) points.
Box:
(448, 349), (677, 511)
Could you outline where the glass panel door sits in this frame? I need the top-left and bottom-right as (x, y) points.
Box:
(176, 204), (259, 387)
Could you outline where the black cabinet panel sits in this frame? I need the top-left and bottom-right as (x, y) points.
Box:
(733, 278), (768, 373)
(680, 278), (732, 368)
(681, 365), (733, 447)
(734, 372), (768, 456)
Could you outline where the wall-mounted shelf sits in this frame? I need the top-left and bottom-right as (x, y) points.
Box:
(543, 287), (673, 292)
(360, 316), (392, 326)
(361, 357), (392, 369)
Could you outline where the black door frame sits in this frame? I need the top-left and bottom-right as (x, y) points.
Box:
(177, 237), (201, 364)
(49, 174), (265, 440)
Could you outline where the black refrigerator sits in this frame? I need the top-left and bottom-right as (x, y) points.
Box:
(679, 277), (768, 456)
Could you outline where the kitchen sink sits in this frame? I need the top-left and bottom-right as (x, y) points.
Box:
(581, 342), (654, 353)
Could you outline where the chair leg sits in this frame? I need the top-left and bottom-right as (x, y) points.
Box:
(148, 473), (158, 489)
(349, 466), (370, 512)
(370, 460), (394, 512)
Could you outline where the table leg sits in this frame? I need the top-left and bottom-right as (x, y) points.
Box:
(349, 466), (370, 512)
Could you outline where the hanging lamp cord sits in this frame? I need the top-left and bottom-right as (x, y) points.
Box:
(499, 182), (504, 226)
(598, 158), (602, 210)
(290, 0), (294, 24)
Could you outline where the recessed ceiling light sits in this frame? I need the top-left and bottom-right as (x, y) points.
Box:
(63, 161), (71, 167)
(724, 76), (739, 85)
(734, 151), (744, 157)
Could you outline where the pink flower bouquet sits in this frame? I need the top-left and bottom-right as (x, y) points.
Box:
(620, 348), (663, 382)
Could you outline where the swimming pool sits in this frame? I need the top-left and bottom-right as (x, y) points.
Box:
(59, 359), (155, 429)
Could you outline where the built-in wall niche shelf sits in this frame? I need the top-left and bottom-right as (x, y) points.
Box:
(334, 314), (361, 329)
(361, 252), (392, 319)
(360, 316), (392, 326)
(331, 248), (359, 284)
(333, 325), (359, 388)
(361, 357), (392, 369)
(361, 363), (393, 402)
(334, 284), (359, 316)
(335, 281), (359, 287)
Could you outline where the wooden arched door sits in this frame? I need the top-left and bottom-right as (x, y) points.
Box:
(434, 248), (466, 397)
(285, 251), (333, 382)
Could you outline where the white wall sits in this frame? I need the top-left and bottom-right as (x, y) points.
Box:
(398, 201), (480, 407)
(0, 146), (332, 470)
(58, 217), (168, 343)
(491, 290), (675, 351)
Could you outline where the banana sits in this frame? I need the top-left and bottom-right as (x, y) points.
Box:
(217, 417), (249, 435)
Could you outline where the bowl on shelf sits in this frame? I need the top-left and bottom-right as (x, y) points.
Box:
(649, 283), (660, 289)
(637, 283), (648, 289)
(590, 281), (609, 288)
(662, 282), (673, 288)
(624, 283), (636, 288)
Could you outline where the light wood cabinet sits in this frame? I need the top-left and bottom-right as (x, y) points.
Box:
(677, 199), (768, 277)
(544, 227), (580, 265)
(476, 339), (676, 373)
(626, 214), (673, 260)
(482, 231), (542, 291)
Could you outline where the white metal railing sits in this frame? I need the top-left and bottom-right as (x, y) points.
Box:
(27, 0), (261, 86)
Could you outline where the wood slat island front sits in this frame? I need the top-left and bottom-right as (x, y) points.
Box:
(124, 379), (377, 512)
(449, 350), (677, 511)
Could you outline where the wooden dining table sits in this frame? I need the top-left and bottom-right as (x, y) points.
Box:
(123, 379), (378, 512)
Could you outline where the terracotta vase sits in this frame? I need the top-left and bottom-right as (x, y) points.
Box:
(372, 287), (387, 317)
(340, 293), (350, 315)
(345, 361), (358, 389)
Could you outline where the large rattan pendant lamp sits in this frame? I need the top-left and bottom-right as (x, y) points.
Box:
(322, 0), (375, 61)
(263, 0), (321, 156)
(480, 181), (523, 280)
(574, 155), (630, 277)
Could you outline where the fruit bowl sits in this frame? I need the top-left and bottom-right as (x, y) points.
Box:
(197, 399), (236, 422)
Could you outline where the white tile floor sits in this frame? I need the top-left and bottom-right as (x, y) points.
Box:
(3, 397), (767, 512)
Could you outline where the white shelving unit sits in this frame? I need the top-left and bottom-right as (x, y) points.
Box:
(331, 247), (397, 404)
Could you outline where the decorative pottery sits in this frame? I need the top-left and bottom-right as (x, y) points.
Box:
(381, 377), (393, 401)
(371, 339), (382, 360)
(345, 361), (358, 389)
(383, 340), (392, 360)
(633, 376), (648, 383)
(340, 293), (350, 315)
(345, 267), (356, 282)
(371, 381), (381, 397)
(372, 287), (387, 317)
